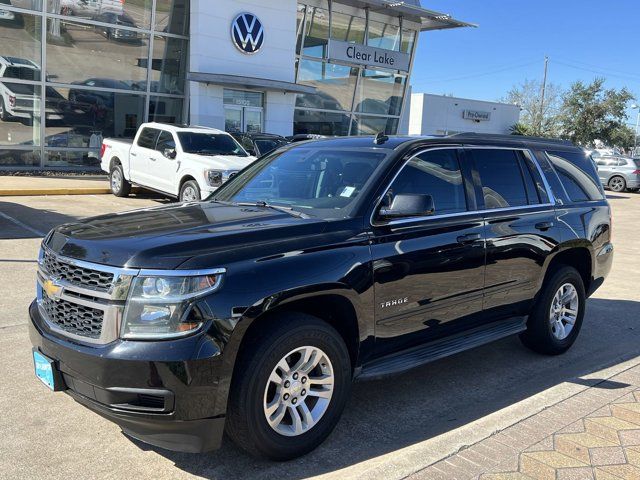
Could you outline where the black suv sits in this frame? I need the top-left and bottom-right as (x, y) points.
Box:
(29, 134), (613, 460)
(231, 132), (289, 157)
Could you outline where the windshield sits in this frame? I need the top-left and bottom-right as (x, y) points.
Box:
(255, 138), (288, 155)
(212, 146), (389, 218)
(178, 132), (248, 156)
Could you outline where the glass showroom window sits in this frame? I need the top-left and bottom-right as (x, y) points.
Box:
(0, 0), (188, 169)
(355, 69), (407, 117)
(367, 20), (400, 51)
(294, 109), (351, 137)
(330, 11), (365, 44)
(296, 59), (358, 112)
(301, 4), (329, 58)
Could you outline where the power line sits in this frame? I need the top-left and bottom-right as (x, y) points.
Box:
(417, 60), (539, 84)
(551, 60), (640, 84)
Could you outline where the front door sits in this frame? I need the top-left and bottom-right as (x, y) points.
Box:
(243, 108), (263, 133)
(371, 148), (486, 357)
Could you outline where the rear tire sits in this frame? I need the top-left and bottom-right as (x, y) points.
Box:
(520, 266), (586, 355)
(608, 176), (626, 192)
(179, 180), (201, 202)
(226, 313), (352, 460)
(0, 97), (10, 122)
(109, 163), (131, 197)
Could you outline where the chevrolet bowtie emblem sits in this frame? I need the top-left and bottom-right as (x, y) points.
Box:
(43, 279), (63, 301)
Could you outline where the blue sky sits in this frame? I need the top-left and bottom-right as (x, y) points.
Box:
(413, 1), (640, 125)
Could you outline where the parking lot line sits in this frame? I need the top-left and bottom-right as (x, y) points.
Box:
(0, 211), (45, 238)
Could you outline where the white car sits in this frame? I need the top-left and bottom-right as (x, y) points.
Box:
(100, 123), (257, 201)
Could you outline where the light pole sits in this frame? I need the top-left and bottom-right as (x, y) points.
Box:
(632, 104), (640, 156)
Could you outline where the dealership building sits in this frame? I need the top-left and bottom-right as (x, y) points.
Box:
(0, 0), (470, 170)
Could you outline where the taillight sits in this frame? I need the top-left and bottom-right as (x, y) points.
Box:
(633, 170), (640, 175)
(8, 95), (15, 107)
(99, 143), (107, 159)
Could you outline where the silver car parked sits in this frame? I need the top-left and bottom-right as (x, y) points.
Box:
(595, 156), (640, 192)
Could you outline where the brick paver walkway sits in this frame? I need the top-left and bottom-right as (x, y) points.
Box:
(410, 364), (640, 480)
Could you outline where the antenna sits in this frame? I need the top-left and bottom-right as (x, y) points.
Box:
(374, 131), (389, 145)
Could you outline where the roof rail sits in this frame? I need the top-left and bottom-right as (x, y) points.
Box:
(447, 132), (573, 146)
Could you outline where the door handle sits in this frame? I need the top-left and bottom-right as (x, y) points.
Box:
(535, 221), (554, 231)
(457, 233), (482, 244)
(130, 153), (137, 157)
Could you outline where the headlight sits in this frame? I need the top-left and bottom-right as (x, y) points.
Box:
(206, 170), (237, 187)
(121, 269), (225, 340)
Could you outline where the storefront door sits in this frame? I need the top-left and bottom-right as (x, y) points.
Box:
(223, 89), (264, 133)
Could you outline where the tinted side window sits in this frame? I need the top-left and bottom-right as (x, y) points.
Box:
(156, 131), (176, 151)
(388, 149), (467, 216)
(546, 150), (604, 202)
(472, 149), (529, 209)
(137, 128), (160, 149)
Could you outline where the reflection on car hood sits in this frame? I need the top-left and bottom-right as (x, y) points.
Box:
(46, 202), (328, 269)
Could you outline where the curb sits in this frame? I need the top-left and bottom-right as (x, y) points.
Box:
(0, 188), (111, 196)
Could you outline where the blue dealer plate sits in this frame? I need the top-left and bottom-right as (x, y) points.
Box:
(33, 350), (55, 390)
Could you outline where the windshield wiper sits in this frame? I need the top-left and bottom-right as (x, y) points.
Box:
(235, 201), (310, 219)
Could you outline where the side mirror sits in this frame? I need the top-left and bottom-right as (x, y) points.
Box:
(164, 148), (177, 159)
(378, 194), (435, 220)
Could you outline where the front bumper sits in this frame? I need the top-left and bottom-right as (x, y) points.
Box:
(28, 300), (226, 453)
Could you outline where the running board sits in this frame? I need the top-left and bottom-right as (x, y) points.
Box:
(358, 317), (527, 380)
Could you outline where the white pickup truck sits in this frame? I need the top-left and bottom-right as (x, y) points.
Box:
(100, 123), (256, 201)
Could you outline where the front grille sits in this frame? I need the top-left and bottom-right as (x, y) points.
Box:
(42, 249), (114, 292)
(41, 296), (104, 339)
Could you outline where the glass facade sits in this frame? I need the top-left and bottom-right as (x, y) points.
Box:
(294, 1), (416, 136)
(0, 0), (188, 168)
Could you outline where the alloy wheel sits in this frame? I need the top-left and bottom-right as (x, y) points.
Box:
(609, 177), (625, 192)
(110, 168), (122, 193)
(549, 283), (579, 340)
(263, 346), (334, 437)
(181, 186), (198, 202)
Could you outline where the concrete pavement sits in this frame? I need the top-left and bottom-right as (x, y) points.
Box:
(0, 192), (638, 480)
(0, 175), (110, 196)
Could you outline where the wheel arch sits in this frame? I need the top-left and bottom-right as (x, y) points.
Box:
(213, 288), (363, 417)
(541, 244), (593, 296)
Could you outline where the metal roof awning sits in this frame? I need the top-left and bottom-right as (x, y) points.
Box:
(337, 0), (476, 31)
(188, 73), (317, 94)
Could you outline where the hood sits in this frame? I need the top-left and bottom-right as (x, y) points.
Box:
(179, 152), (256, 170)
(46, 202), (329, 269)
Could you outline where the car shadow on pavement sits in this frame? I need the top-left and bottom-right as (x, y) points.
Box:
(0, 201), (79, 240)
(135, 297), (640, 480)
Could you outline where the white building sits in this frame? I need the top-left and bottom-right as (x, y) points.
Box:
(406, 93), (521, 136)
(0, 0), (472, 170)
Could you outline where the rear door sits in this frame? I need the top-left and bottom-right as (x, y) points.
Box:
(130, 127), (160, 185)
(371, 147), (486, 356)
(467, 147), (559, 319)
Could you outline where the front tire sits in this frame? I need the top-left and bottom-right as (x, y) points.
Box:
(179, 180), (201, 202)
(608, 176), (626, 192)
(226, 313), (352, 460)
(520, 266), (586, 355)
(109, 163), (131, 197)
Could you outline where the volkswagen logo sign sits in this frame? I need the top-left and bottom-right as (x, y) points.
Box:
(231, 13), (264, 55)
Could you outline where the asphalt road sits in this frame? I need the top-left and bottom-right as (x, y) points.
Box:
(0, 191), (639, 480)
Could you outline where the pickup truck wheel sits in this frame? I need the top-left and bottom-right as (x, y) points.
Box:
(0, 97), (10, 121)
(226, 313), (352, 460)
(109, 164), (131, 197)
(520, 266), (585, 355)
(179, 180), (200, 202)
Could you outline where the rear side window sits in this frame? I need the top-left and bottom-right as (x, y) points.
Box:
(389, 149), (467, 216)
(471, 149), (529, 209)
(137, 128), (160, 149)
(546, 150), (604, 202)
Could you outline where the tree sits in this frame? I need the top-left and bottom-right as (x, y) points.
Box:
(502, 79), (563, 137)
(558, 78), (635, 148)
(509, 122), (533, 136)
